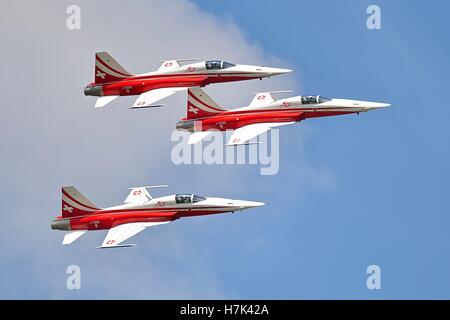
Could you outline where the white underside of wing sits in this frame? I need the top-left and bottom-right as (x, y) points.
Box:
(188, 131), (212, 144)
(227, 122), (295, 145)
(62, 230), (87, 245)
(99, 221), (170, 248)
(131, 88), (186, 109)
(95, 95), (119, 108)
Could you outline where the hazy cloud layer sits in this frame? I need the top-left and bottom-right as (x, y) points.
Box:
(0, 0), (328, 298)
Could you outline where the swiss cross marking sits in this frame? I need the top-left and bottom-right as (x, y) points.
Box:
(96, 70), (106, 79)
(188, 105), (199, 114)
(63, 205), (74, 213)
(156, 201), (166, 207)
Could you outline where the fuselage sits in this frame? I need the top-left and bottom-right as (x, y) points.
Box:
(177, 95), (390, 132)
(84, 60), (291, 97)
(52, 194), (264, 231)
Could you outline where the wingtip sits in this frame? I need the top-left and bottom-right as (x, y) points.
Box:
(226, 141), (262, 147)
(128, 104), (166, 110)
(96, 244), (137, 249)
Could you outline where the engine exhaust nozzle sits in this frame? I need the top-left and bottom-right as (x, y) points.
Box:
(84, 85), (103, 96)
(51, 219), (71, 231)
(176, 120), (195, 132)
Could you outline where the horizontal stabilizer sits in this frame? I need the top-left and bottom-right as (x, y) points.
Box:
(62, 230), (87, 245)
(188, 131), (212, 144)
(95, 95), (119, 108)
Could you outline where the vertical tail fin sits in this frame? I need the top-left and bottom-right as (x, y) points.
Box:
(187, 88), (227, 119)
(95, 52), (133, 84)
(61, 186), (100, 218)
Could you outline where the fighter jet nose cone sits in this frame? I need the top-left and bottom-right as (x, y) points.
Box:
(358, 101), (391, 110)
(270, 68), (293, 75)
(250, 203), (265, 208)
(259, 67), (293, 77)
(369, 102), (391, 109)
(242, 201), (266, 208)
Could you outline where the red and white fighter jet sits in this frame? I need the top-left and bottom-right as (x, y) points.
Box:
(84, 52), (292, 109)
(51, 185), (264, 248)
(176, 88), (391, 145)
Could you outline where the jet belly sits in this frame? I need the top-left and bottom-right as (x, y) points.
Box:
(101, 76), (207, 96)
(203, 74), (260, 85)
(68, 211), (177, 231)
(200, 110), (303, 131)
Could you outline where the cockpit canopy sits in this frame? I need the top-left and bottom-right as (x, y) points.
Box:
(175, 194), (206, 204)
(301, 95), (332, 105)
(205, 60), (236, 70)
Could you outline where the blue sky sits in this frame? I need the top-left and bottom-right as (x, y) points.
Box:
(0, 0), (449, 299)
(189, 0), (450, 298)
